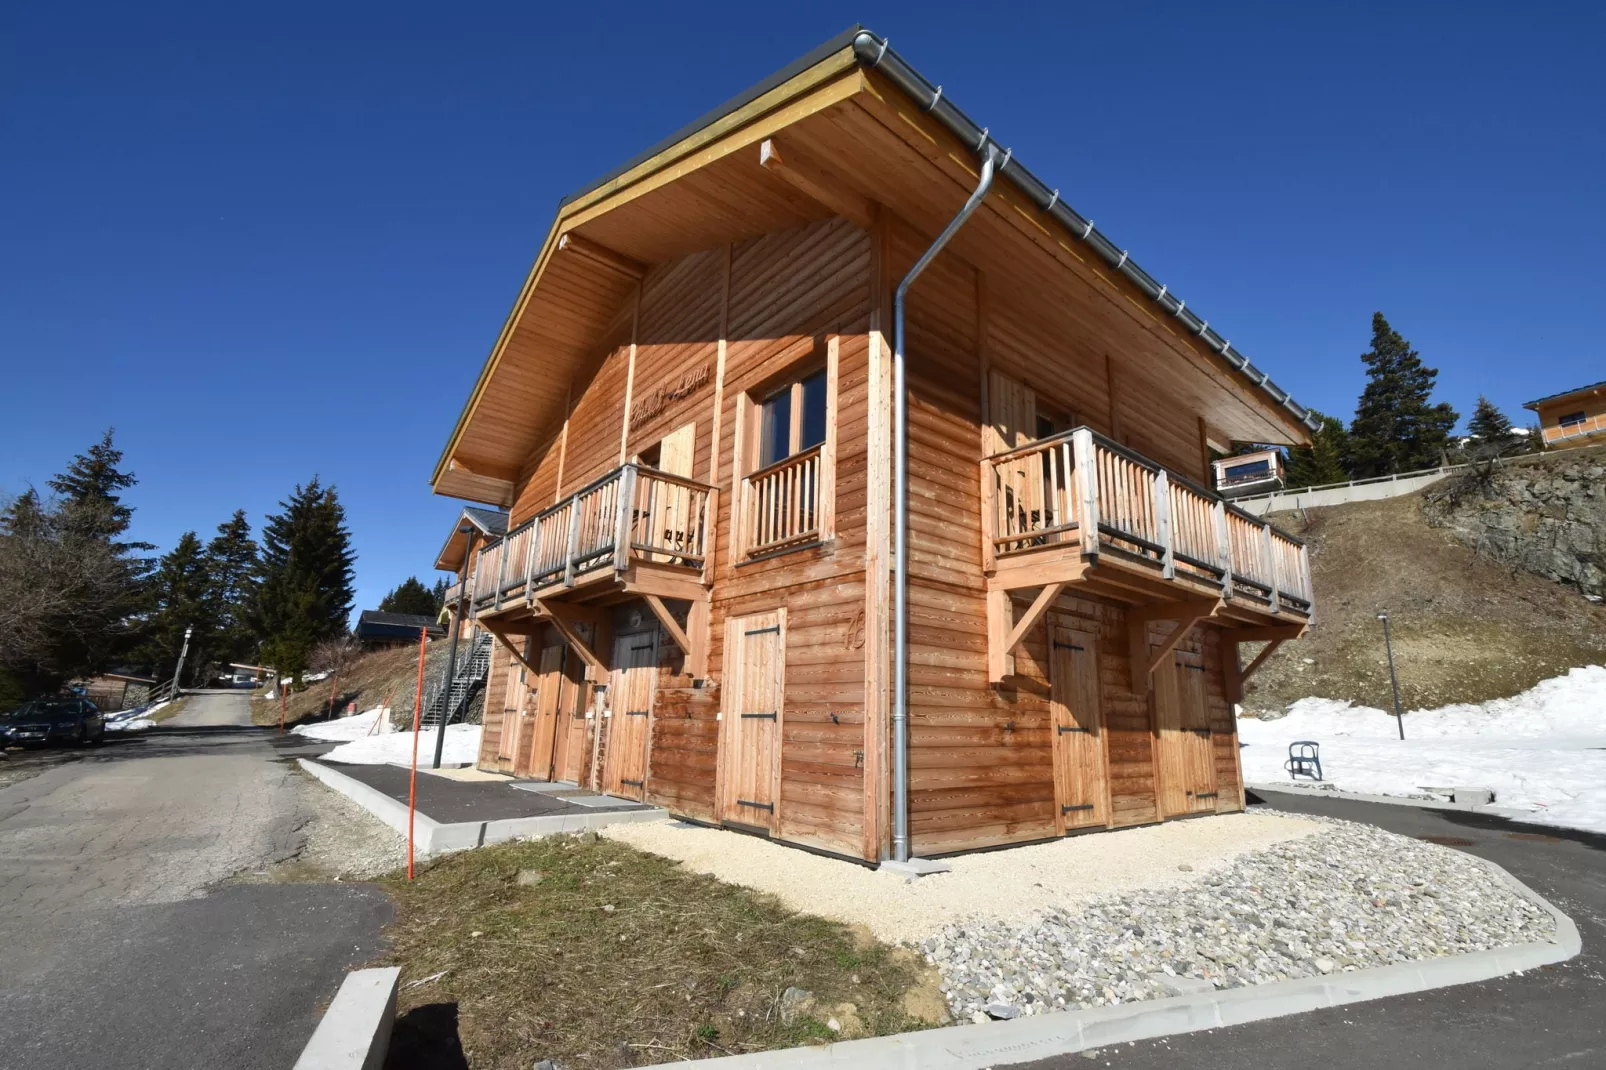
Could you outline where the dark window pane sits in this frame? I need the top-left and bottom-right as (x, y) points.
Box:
(1559, 411), (1586, 426)
(1036, 414), (1056, 440)
(800, 369), (827, 451)
(760, 389), (792, 467)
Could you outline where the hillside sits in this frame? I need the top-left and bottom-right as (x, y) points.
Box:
(250, 640), (484, 729)
(1242, 489), (1606, 714)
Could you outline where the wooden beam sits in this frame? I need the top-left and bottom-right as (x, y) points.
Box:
(758, 137), (875, 229)
(538, 600), (607, 677)
(642, 595), (693, 661)
(986, 589), (1014, 682)
(1228, 624), (1306, 643)
(556, 231), (645, 280)
(1237, 639), (1286, 695)
(1127, 597), (1222, 696)
(484, 623), (540, 678)
(1004, 582), (1066, 656)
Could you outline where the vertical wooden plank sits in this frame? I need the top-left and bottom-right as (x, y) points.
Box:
(1105, 353), (1122, 442)
(976, 270), (996, 572)
(554, 385), (571, 502)
(1151, 643), (1187, 817)
(862, 206), (891, 862)
(618, 284), (640, 464)
(819, 334), (839, 540)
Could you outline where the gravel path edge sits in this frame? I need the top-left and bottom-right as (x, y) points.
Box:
(632, 852), (1579, 1070)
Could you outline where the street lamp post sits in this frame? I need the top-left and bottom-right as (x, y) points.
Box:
(432, 524), (475, 769)
(171, 625), (193, 700)
(1377, 611), (1405, 740)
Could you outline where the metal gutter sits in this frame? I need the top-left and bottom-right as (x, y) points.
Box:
(848, 29), (1319, 434)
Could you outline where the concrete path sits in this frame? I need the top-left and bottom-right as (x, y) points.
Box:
(0, 704), (392, 1070)
(1013, 791), (1606, 1069)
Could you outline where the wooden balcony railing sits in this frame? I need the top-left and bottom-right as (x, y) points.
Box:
(740, 444), (822, 557)
(984, 427), (1312, 611)
(1543, 413), (1606, 444)
(472, 464), (715, 611)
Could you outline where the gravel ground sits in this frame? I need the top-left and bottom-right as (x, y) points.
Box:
(923, 817), (1557, 1023)
(234, 769), (407, 883)
(604, 812), (1320, 944)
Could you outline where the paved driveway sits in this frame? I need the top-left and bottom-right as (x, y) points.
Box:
(0, 691), (392, 1070)
(1014, 791), (1605, 1070)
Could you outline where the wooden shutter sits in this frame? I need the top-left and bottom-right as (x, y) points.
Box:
(719, 609), (785, 833)
(987, 370), (1037, 453)
(658, 421), (696, 477)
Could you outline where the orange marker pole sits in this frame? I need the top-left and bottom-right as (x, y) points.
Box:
(407, 627), (427, 879)
(326, 674), (340, 720)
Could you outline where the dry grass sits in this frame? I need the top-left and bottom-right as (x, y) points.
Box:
(376, 833), (938, 1069)
(250, 644), (429, 728)
(149, 696), (188, 722)
(1244, 492), (1606, 713)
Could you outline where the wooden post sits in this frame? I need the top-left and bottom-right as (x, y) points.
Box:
(614, 466), (637, 572)
(1072, 428), (1100, 556)
(1153, 469), (1173, 579)
(493, 537), (509, 611)
(1260, 522), (1280, 614)
(563, 497), (582, 588)
(1212, 499), (1233, 597)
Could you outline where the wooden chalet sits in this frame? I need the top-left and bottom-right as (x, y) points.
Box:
(429, 28), (1319, 865)
(1525, 380), (1606, 450)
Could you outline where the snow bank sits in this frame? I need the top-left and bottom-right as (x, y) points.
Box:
(106, 717), (156, 733)
(291, 706), (390, 742)
(1241, 666), (1606, 834)
(321, 724), (481, 767)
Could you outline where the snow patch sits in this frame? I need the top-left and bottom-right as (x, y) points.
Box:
(321, 724), (481, 767)
(106, 717), (156, 733)
(291, 706), (391, 742)
(1241, 665), (1606, 834)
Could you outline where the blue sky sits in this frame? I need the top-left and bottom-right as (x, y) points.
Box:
(4, 1), (1602, 618)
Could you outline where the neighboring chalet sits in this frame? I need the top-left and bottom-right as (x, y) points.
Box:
(1525, 380), (1606, 450)
(428, 28), (1318, 866)
(1212, 449), (1286, 499)
(354, 610), (446, 650)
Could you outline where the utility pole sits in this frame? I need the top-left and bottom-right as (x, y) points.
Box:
(171, 625), (194, 699)
(432, 524), (475, 769)
(1377, 611), (1405, 740)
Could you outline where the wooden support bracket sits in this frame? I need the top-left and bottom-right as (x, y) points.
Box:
(987, 582), (1065, 682)
(1224, 632), (1297, 702)
(537, 600), (608, 679)
(1127, 597), (1222, 697)
(759, 137), (875, 229)
(484, 623), (540, 678)
(642, 594), (694, 662)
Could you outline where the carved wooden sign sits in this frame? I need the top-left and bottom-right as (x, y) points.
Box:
(630, 363), (710, 429)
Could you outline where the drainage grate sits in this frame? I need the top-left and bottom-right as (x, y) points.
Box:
(1506, 832), (1562, 843)
(1418, 835), (1476, 847)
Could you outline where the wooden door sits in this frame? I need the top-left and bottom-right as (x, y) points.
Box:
(718, 609), (785, 834)
(1048, 622), (1108, 832)
(553, 650), (589, 784)
(603, 631), (657, 800)
(1153, 647), (1218, 816)
(649, 421), (696, 562)
(495, 652), (525, 766)
(527, 644), (566, 780)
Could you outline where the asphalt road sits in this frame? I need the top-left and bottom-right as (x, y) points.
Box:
(1014, 791), (1605, 1070)
(0, 691), (393, 1070)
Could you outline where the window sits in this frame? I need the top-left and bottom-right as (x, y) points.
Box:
(759, 368), (826, 468)
(1559, 411), (1586, 427)
(739, 344), (836, 558)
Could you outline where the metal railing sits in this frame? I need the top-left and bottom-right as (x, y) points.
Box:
(1544, 413), (1606, 444)
(740, 443), (823, 557)
(471, 464), (715, 611)
(984, 426), (1312, 610)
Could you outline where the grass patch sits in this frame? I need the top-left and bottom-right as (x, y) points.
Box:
(149, 697), (188, 722)
(375, 833), (938, 1068)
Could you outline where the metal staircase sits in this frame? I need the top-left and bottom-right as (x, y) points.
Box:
(420, 632), (494, 729)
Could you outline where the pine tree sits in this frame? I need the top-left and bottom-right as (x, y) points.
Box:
(430, 576), (449, 611)
(1346, 313), (1459, 477)
(206, 510), (259, 668)
(139, 532), (218, 685)
(378, 576), (439, 617)
(1284, 411), (1351, 490)
(1466, 395), (1514, 442)
(249, 479), (356, 680)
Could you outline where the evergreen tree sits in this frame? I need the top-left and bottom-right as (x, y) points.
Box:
(430, 576), (449, 611)
(1346, 313), (1459, 477)
(378, 576), (439, 617)
(249, 479), (356, 680)
(1284, 411), (1351, 489)
(139, 532), (218, 685)
(1466, 395), (1514, 442)
(206, 510), (259, 668)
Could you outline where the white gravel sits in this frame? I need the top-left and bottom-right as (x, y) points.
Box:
(603, 812), (1321, 944)
(924, 817), (1557, 1023)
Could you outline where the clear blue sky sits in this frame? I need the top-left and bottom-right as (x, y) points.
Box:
(4, 1), (1602, 618)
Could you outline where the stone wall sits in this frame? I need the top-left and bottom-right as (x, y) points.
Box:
(1422, 445), (1605, 598)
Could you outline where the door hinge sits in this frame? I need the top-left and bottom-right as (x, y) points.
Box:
(736, 799), (775, 811)
(1183, 663), (1207, 672)
(1052, 641), (1086, 651)
(621, 778), (644, 787)
(740, 712), (778, 720)
(626, 710), (650, 717)
(1061, 803), (1095, 813)
(1057, 725), (1091, 734)
(744, 625), (781, 636)
(1194, 792), (1218, 800)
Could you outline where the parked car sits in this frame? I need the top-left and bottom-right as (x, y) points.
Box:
(0, 696), (105, 747)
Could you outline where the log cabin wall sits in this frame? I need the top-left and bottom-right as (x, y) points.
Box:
(892, 212), (1244, 856)
(479, 216), (877, 861)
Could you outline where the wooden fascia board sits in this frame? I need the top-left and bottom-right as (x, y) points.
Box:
(431, 50), (867, 493)
(854, 71), (1313, 448)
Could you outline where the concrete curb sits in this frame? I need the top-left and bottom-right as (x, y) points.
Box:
(1248, 781), (1535, 821)
(293, 966), (400, 1070)
(637, 855), (1580, 1070)
(296, 758), (668, 858)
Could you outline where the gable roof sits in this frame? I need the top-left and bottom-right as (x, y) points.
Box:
(434, 506), (510, 572)
(433, 26), (1318, 502)
(1525, 379), (1606, 410)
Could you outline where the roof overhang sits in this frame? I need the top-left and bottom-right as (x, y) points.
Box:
(433, 507), (508, 572)
(432, 27), (1319, 502)
(1524, 380), (1606, 411)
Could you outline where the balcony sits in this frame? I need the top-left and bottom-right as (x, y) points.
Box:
(1543, 413), (1606, 447)
(982, 427), (1313, 688)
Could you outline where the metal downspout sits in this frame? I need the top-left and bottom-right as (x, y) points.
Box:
(891, 145), (1002, 864)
